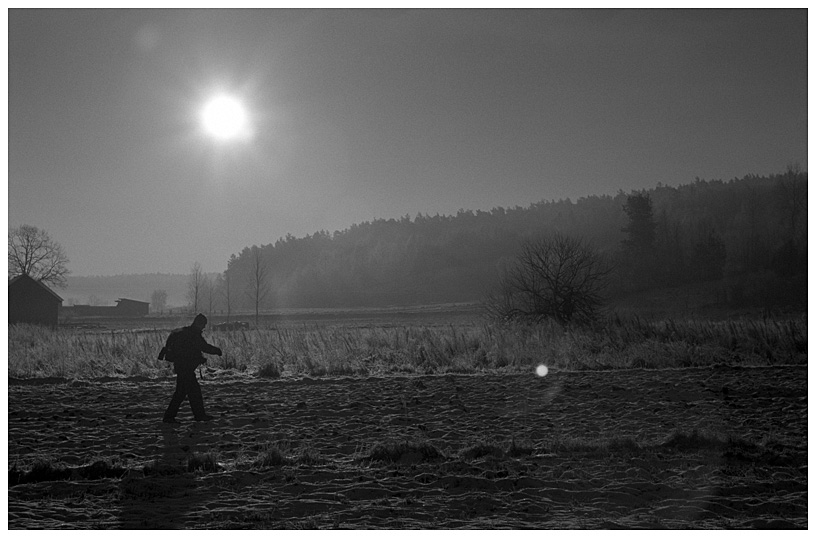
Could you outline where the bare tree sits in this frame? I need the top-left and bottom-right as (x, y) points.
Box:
(220, 254), (238, 321)
(245, 246), (271, 326)
(187, 262), (204, 314)
(151, 289), (168, 315)
(8, 225), (70, 288)
(202, 274), (216, 316)
(621, 192), (656, 255)
(486, 233), (612, 324)
(775, 163), (807, 240)
(215, 271), (232, 321)
(771, 163), (808, 275)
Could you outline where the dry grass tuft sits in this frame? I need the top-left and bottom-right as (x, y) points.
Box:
(661, 429), (731, 451)
(294, 448), (326, 467)
(546, 435), (642, 454)
(256, 360), (282, 378)
(506, 438), (535, 458)
(367, 440), (446, 464)
(8, 459), (70, 485)
(459, 443), (504, 460)
(9, 458), (129, 486)
(254, 446), (288, 468)
(187, 451), (221, 473)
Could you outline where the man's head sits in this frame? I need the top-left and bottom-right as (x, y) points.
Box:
(192, 313), (208, 331)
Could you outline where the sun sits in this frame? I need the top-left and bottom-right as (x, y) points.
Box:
(200, 94), (249, 141)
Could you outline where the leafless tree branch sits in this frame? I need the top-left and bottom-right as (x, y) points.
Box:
(8, 225), (70, 288)
(486, 233), (611, 325)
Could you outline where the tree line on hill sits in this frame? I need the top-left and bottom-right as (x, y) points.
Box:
(209, 167), (805, 316)
(43, 168), (807, 317)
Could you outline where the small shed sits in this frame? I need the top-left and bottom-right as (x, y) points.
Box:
(8, 274), (64, 326)
(115, 298), (150, 317)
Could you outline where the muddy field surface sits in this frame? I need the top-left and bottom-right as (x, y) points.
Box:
(7, 365), (808, 529)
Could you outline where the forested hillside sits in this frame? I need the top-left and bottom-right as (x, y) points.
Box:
(223, 170), (807, 311)
(63, 171), (806, 314)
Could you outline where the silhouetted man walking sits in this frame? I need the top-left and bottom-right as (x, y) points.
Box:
(159, 313), (222, 423)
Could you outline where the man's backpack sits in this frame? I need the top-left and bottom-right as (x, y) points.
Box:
(162, 329), (185, 363)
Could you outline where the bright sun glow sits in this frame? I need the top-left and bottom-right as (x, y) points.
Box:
(200, 95), (249, 141)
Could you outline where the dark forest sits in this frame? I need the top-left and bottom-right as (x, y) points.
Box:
(219, 169), (806, 313)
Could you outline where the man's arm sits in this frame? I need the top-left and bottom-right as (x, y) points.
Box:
(195, 334), (222, 356)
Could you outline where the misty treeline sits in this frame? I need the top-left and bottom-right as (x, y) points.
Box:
(209, 169), (805, 314)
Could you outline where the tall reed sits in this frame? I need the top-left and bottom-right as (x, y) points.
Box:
(7, 316), (807, 380)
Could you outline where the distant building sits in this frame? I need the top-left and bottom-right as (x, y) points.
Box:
(114, 298), (149, 317)
(8, 274), (64, 326)
(63, 298), (150, 318)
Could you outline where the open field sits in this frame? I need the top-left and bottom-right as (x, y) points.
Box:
(7, 366), (807, 529)
(7, 310), (808, 529)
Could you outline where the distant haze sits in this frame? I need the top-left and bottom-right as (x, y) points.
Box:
(7, 9), (807, 276)
(62, 273), (195, 308)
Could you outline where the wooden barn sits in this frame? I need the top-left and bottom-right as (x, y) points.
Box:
(8, 274), (64, 326)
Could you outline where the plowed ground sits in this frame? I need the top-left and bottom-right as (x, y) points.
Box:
(7, 365), (808, 529)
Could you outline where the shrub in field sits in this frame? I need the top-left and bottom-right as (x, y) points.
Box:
(257, 360), (281, 378)
(80, 460), (129, 480)
(661, 429), (727, 451)
(659, 429), (763, 454)
(506, 438), (535, 458)
(294, 448), (326, 466)
(8, 459), (70, 485)
(660, 429), (803, 464)
(296, 353), (329, 377)
(6, 458), (128, 486)
(142, 459), (185, 477)
(486, 233), (612, 325)
(367, 440), (445, 464)
(547, 435), (641, 454)
(254, 446), (288, 468)
(187, 451), (221, 473)
(459, 443), (504, 461)
(8, 464), (24, 487)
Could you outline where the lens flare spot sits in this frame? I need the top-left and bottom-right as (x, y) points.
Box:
(536, 364), (549, 377)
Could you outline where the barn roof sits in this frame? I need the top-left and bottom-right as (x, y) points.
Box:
(8, 274), (64, 302)
(116, 298), (150, 305)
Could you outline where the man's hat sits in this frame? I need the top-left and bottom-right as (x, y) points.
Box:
(193, 313), (208, 327)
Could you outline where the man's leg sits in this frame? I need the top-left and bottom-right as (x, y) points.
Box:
(187, 373), (211, 420)
(163, 374), (188, 422)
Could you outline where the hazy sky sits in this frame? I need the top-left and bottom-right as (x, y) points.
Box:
(7, 8), (808, 276)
